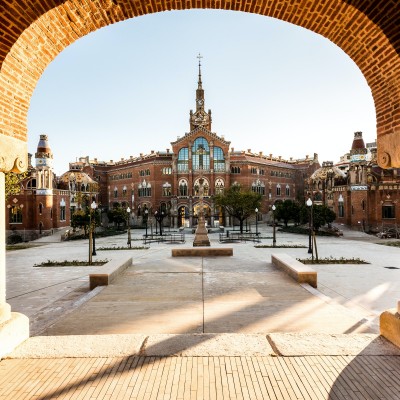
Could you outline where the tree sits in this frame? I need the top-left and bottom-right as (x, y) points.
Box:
(71, 207), (100, 235)
(107, 206), (128, 229)
(214, 185), (261, 233)
(300, 204), (336, 231)
(5, 171), (28, 200)
(274, 200), (301, 227)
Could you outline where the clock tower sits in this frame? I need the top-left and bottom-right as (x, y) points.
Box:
(190, 54), (212, 131)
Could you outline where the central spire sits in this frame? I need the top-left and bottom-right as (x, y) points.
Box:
(197, 53), (203, 89)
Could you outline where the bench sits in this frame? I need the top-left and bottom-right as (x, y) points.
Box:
(219, 232), (260, 243)
(172, 248), (233, 257)
(89, 255), (132, 290)
(143, 233), (185, 245)
(271, 253), (317, 288)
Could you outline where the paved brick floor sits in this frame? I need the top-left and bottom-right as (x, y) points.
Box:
(1, 355), (399, 399)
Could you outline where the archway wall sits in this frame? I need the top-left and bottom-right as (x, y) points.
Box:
(1, 0), (400, 171)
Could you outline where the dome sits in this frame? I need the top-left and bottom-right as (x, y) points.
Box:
(59, 170), (96, 185)
(311, 163), (346, 180)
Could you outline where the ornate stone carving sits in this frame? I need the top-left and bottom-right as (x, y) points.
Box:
(0, 135), (28, 173)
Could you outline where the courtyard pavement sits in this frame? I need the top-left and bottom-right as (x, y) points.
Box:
(1, 224), (400, 399)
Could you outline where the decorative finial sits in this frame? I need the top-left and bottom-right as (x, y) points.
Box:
(197, 53), (203, 87)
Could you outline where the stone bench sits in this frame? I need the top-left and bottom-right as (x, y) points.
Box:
(172, 248), (233, 257)
(89, 256), (132, 290)
(271, 253), (317, 288)
(380, 303), (400, 348)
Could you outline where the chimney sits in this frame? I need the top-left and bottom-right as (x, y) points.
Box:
(259, 151), (263, 157)
(247, 149), (251, 153)
(166, 149), (170, 154)
(231, 147), (234, 152)
(151, 150), (154, 154)
(140, 153), (143, 157)
(269, 153), (272, 159)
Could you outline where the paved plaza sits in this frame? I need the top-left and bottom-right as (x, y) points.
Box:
(1, 225), (400, 398)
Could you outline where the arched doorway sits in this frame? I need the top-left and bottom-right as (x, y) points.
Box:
(193, 202), (211, 227)
(178, 205), (189, 228)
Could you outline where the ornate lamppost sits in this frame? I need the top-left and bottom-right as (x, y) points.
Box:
(126, 206), (131, 248)
(144, 208), (149, 237)
(154, 211), (158, 234)
(255, 207), (258, 236)
(272, 204), (276, 247)
(306, 197), (313, 259)
(91, 201), (97, 256)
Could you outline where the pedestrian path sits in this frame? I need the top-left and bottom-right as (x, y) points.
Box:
(1, 354), (399, 399)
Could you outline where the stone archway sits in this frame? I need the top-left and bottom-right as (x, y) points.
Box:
(1, 0), (400, 355)
(0, 1), (400, 171)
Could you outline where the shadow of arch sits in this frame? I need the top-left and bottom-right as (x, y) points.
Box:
(0, 1), (399, 167)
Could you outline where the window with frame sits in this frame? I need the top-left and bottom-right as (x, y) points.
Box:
(9, 205), (22, 223)
(162, 182), (172, 197)
(138, 180), (152, 197)
(382, 204), (395, 218)
(230, 166), (241, 174)
(193, 178), (209, 196)
(122, 186), (127, 196)
(338, 203), (344, 218)
(213, 147), (225, 172)
(285, 185), (290, 196)
(215, 178), (224, 195)
(114, 187), (118, 198)
(162, 167), (172, 175)
(276, 184), (281, 196)
(192, 137), (210, 171)
(252, 180), (265, 195)
(179, 179), (188, 196)
(177, 148), (189, 172)
(251, 167), (257, 174)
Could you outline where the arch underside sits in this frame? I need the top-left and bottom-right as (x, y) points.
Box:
(0, 0), (399, 169)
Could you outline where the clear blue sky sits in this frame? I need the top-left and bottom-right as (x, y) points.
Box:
(27, 9), (376, 175)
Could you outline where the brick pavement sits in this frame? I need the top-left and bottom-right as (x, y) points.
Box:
(1, 355), (399, 399)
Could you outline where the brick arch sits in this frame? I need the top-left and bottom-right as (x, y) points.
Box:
(1, 0), (400, 170)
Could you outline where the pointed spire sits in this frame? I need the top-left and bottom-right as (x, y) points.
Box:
(197, 53), (203, 89)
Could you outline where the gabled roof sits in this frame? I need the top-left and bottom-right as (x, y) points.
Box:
(170, 126), (230, 146)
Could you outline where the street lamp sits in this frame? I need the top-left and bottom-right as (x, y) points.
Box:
(272, 204), (276, 247)
(144, 208), (149, 237)
(338, 194), (344, 218)
(91, 200), (97, 257)
(255, 208), (258, 236)
(306, 198), (313, 258)
(154, 211), (158, 234)
(126, 206), (131, 248)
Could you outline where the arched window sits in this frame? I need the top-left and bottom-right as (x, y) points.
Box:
(193, 178), (209, 196)
(114, 187), (118, 198)
(192, 137), (210, 171)
(276, 184), (281, 196)
(162, 182), (172, 197)
(60, 199), (66, 221)
(177, 148), (189, 172)
(252, 179), (265, 195)
(215, 178), (224, 195)
(9, 205), (22, 223)
(27, 179), (36, 189)
(285, 185), (290, 197)
(230, 166), (241, 174)
(39, 203), (43, 214)
(138, 180), (152, 197)
(213, 147), (225, 172)
(122, 186), (127, 196)
(178, 179), (188, 196)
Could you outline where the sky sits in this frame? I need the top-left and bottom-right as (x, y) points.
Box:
(27, 9), (377, 175)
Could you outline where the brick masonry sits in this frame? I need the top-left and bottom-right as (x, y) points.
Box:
(0, 1), (399, 166)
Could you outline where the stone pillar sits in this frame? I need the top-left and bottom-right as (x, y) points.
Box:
(0, 172), (10, 324)
(0, 136), (30, 357)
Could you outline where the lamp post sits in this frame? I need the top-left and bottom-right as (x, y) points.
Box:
(272, 204), (276, 247)
(306, 198), (313, 258)
(338, 194), (344, 219)
(91, 200), (97, 257)
(144, 208), (149, 237)
(160, 211), (164, 235)
(255, 207), (258, 236)
(126, 206), (131, 248)
(154, 211), (158, 235)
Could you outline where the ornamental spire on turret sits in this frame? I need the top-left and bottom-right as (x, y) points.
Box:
(196, 53), (204, 111)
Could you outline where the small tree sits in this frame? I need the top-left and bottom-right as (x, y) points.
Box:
(71, 207), (100, 236)
(214, 185), (261, 233)
(300, 204), (336, 231)
(275, 200), (301, 227)
(107, 206), (128, 229)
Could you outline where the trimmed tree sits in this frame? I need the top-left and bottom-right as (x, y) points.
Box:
(214, 185), (261, 233)
(275, 200), (302, 227)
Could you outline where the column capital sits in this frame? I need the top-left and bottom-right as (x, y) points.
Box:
(0, 135), (28, 173)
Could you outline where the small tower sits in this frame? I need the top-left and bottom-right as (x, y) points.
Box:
(35, 134), (54, 194)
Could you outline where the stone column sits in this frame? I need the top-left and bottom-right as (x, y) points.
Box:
(0, 136), (30, 357)
(0, 172), (10, 324)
